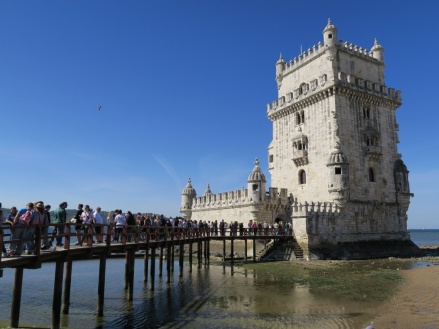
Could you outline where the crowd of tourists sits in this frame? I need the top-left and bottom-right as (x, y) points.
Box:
(1, 201), (292, 258)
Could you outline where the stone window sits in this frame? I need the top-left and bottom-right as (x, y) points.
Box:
(368, 167), (375, 182)
(296, 110), (305, 125)
(253, 184), (259, 191)
(269, 154), (274, 163)
(335, 167), (342, 175)
(299, 170), (306, 184)
(363, 107), (370, 119)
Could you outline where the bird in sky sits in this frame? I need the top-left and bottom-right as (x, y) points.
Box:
(98, 105), (102, 111)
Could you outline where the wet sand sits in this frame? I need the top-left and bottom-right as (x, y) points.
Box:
(370, 260), (439, 328)
(209, 241), (439, 328)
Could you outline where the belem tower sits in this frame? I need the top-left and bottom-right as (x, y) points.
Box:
(180, 20), (419, 259)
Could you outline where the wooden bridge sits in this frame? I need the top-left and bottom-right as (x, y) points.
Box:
(0, 223), (301, 329)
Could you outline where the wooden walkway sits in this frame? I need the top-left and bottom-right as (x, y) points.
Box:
(0, 223), (298, 329)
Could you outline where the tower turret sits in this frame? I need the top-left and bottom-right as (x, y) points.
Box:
(326, 144), (350, 208)
(322, 18), (338, 47)
(275, 53), (286, 89)
(371, 38), (384, 63)
(247, 158), (266, 203)
(180, 178), (196, 219)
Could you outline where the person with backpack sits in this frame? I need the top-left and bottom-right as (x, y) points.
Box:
(8, 202), (35, 256)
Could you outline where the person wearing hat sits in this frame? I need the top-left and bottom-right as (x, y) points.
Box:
(27, 202), (48, 254)
(9, 202), (35, 256)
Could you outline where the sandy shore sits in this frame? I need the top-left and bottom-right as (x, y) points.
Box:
(369, 259), (439, 328)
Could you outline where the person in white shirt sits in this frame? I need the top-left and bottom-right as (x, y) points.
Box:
(114, 210), (126, 243)
(93, 207), (104, 243)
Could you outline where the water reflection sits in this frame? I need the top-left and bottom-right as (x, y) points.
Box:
(0, 258), (433, 329)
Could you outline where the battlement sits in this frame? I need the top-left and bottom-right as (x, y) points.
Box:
(279, 39), (377, 78)
(292, 201), (342, 217)
(191, 186), (289, 210)
(337, 39), (375, 59)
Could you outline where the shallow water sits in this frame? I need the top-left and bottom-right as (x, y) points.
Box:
(1, 256), (428, 329)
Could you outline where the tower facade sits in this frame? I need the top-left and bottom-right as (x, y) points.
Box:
(267, 19), (415, 257)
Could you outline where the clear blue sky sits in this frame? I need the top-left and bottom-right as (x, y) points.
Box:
(1, 1), (438, 228)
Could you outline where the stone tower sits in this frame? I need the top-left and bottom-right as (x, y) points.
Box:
(267, 19), (417, 258)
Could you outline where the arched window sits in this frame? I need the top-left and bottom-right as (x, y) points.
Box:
(299, 170), (306, 184)
(368, 167), (375, 182)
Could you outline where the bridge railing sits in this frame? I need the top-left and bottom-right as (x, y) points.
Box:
(1, 222), (293, 261)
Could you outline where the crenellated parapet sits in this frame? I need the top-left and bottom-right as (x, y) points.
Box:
(292, 200), (342, 218)
(192, 187), (249, 209)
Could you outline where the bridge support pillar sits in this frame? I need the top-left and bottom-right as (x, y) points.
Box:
(179, 242), (184, 277)
(253, 237), (256, 262)
(52, 260), (64, 329)
(143, 244), (149, 283)
(189, 242), (193, 272)
(245, 239), (248, 261)
(62, 258), (72, 314)
(150, 247), (156, 290)
(127, 249), (135, 301)
(159, 247), (164, 277)
(166, 244), (171, 284)
(11, 266), (24, 329)
(97, 253), (107, 316)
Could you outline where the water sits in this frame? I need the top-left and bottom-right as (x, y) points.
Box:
(0, 230), (438, 329)
(409, 229), (439, 246)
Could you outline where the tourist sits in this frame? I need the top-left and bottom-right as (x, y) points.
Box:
(213, 220), (218, 236)
(273, 221), (279, 235)
(2, 207), (16, 256)
(73, 204), (84, 245)
(125, 211), (136, 242)
(114, 210), (126, 243)
(31, 202), (47, 254)
(52, 201), (67, 246)
(9, 202), (35, 256)
(41, 204), (51, 249)
(107, 211), (115, 241)
(80, 205), (94, 245)
(93, 207), (104, 243)
(220, 219), (225, 236)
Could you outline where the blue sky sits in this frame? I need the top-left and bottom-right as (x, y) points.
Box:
(1, 1), (438, 228)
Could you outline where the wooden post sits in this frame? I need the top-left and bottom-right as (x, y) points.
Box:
(197, 240), (202, 268)
(179, 243), (184, 277)
(124, 251), (129, 290)
(207, 239), (210, 265)
(231, 237), (234, 264)
(171, 241), (175, 272)
(10, 267), (24, 329)
(62, 259), (72, 314)
(245, 238), (248, 261)
(189, 242), (193, 272)
(159, 246), (164, 277)
(127, 249), (135, 301)
(52, 260), (64, 329)
(166, 244), (171, 284)
(150, 247), (156, 290)
(97, 253), (107, 317)
(253, 237), (256, 262)
(223, 239), (226, 264)
(144, 245), (149, 283)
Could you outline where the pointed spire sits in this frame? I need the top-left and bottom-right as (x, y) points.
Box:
(276, 53), (285, 64)
(203, 183), (212, 196)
